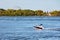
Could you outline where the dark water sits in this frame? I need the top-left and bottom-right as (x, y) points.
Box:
(0, 16), (60, 40)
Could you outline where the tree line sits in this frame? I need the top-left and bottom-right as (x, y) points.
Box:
(0, 9), (60, 16)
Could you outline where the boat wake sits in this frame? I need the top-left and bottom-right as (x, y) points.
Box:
(44, 28), (60, 31)
(34, 27), (60, 31)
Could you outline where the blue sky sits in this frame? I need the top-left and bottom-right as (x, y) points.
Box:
(0, 0), (60, 11)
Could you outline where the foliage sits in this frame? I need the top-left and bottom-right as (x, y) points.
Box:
(0, 9), (60, 16)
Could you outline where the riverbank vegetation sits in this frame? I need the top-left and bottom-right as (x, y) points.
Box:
(0, 9), (60, 16)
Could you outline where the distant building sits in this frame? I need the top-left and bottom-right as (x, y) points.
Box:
(48, 13), (51, 16)
(47, 11), (51, 16)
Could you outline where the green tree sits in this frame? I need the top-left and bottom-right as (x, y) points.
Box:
(35, 10), (43, 16)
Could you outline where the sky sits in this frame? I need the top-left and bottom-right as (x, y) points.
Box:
(0, 0), (60, 11)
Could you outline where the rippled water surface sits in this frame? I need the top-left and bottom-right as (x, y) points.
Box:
(0, 16), (60, 40)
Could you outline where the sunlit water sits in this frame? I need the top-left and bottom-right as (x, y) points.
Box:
(0, 16), (60, 40)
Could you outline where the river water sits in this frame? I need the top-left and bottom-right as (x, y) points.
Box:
(0, 16), (60, 40)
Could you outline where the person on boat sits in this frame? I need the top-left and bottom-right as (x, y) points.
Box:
(34, 24), (44, 29)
